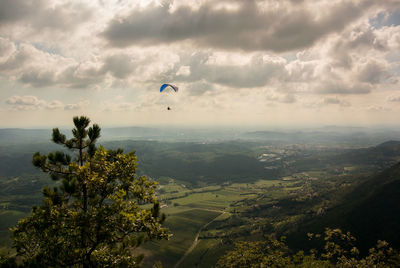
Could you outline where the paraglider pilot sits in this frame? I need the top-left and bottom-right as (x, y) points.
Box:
(160, 84), (178, 111)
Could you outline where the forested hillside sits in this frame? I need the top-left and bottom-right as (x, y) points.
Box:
(1, 129), (400, 267)
(287, 161), (400, 254)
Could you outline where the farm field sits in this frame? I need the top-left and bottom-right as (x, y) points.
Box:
(139, 177), (310, 267)
(1, 137), (400, 266)
(140, 209), (221, 268)
(178, 237), (231, 268)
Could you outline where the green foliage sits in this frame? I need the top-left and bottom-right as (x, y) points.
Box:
(287, 162), (400, 253)
(8, 116), (169, 267)
(216, 236), (329, 268)
(217, 228), (400, 267)
(315, 229), (400, 267)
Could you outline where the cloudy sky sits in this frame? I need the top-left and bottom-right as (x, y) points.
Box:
(0, 0), (400, 128)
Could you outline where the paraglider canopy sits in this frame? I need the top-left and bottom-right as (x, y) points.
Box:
(160, 84), (178, 92)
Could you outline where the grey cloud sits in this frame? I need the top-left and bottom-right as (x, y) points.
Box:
(12, 63), (104, 89)
(20, 55), (137, 88)
(58, 65), (105, 89)
(286, 60), (316, 82)
(0, 42), (139, 89)
(357, 60), (389, 84)
(267, 93), (296, 103)
(323, 97), (340, 104)
(101, 54), (137, 79)
(0, 0), (40, 23)
(0, 37), (15, 59)
(204, 63), (283, 88)
(12, 62), (104, 89)
(6, 95), (88, 110)
(186, 80), (215, 96)
(33, 2), (93, 31)
(0, 45), (31, 71)
(323, 97), (351, 107)
(59, 54), (139, 88)
(387, 95), (400, 102)
(330, 24), (388, 69)
(170, 53), (287, 88)
(316, 81), (372, 95)
(19, 70), (56, 87)
(346, 27), (386, 51)
(102, 0), (382, 52)
(0, 0), (92, 31)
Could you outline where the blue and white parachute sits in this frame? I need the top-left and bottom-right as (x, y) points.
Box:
(160, 84), (178, 92)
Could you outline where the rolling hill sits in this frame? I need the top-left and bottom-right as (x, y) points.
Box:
(287, 159), (400, 254)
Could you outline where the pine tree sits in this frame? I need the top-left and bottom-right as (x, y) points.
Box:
(10, 116), (169, 267)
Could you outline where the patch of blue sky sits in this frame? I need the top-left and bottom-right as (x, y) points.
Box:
(370, 9), (400, 29)
(281, 52), (297, 63)
(385, 52), (400, 63)
(32, 43), (63, 56)
(389, 63), (400, 77)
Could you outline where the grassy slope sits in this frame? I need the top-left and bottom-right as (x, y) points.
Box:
(141, 209), (221, 268)
(179, 238), (232, 268)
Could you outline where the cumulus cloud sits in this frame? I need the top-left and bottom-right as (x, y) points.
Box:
(46, 100), (64, 110)
(387, 95), (400, 102)
(102, 0), (397, 52)
(0, 40), (143, 88)
(285, 60), (317, 82)
(266, 93), (297, 103)
(1, 0), (400, 126)
(366, 105), (391, 112)
(323, 97), (351, 107)
(64, 100), (91, 111)
(301, 96), (352, 109)
(357, 59), (390, 84)
(0, 42), (32, 72)
(101, 53), (138, 79)
(0, 37), (15, 62)
(19, 70), (57, 87)
(6, 95), (45, 108)
(186, 80), (215, 96)
(5, 95), (89, 110)
(0, 0), (40, 24)
(176, 66), (190, 76)
(0, 0), (93, 31)
(326, 23), (388, 69)
(315, 81), (372, 95)
(165, 52), (287, 88)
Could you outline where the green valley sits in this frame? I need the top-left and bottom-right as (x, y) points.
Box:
(1, 128), (400, 266)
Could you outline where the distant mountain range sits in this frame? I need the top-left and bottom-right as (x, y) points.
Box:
(1, 126), (400, 145)
(243, 130), (400, 146)
(331, 140), (400, 166)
